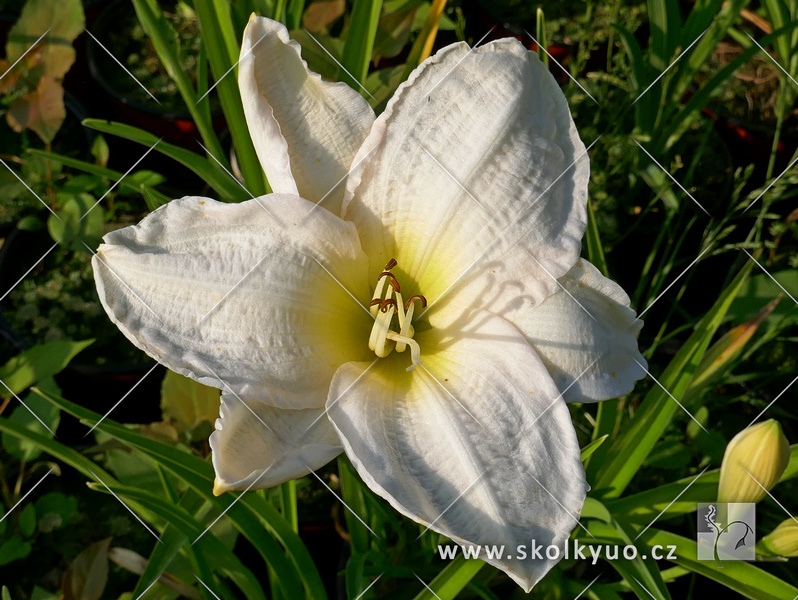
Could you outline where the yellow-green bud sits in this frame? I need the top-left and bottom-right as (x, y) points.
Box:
(757, 519), (798, 557)
(717, 419), (790, 504)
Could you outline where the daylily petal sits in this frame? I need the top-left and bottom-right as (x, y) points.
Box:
(342, 39), (589, 320)
(210, 390), (341, 495)
(509, 259), (646, 403)
(239, 17), (375, 214)
(326, 311), (588, 591)
(93, 195), (372, 408)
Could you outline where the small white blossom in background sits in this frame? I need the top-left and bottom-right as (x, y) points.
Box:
(93, 17), (646, 591)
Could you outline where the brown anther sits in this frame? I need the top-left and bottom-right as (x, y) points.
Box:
(369, 299), (383, 308)
(379, 299), (397, 313)
(378, 271), (401, 292)
(404, 294), (428, 309)
(384, 258), (398, 271)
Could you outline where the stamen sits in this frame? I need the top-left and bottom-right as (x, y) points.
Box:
(379, 299), (397, 313)
(384, 258), (397, 271)
(404, 294), (427, 309)
(378, 272), (401, 292)
(386, 331), (422, 371)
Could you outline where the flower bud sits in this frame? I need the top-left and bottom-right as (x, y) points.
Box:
(757, 519), (798, 557)
(717, 420), (790, 504)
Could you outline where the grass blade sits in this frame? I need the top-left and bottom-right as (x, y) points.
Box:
(338, 0), (383, 92)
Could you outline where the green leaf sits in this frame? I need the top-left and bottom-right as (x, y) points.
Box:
(581, 434), (608, 463)
(81, 119), (248, 202)
(130, 0), (227, 165)
(0, 535), (32, 566)
(160, 371), (220, 434)
(32, 388), (327, 600)
(26, 149), (171, 209)
(594, 259), (754, 497)
(19, 503), (37, 537)
(62, 538), (110, 600)
(193, 0), (267, 195)
(1, 587), (9, 600)
(338, 0), (383, 91)
(585, 201), (608, 276)
(47, 193), (104, 251)
(641, 529), (798, 600)
(35, 492), (78, 533)
(6, 0), (84, 79)
(410, 555), (485, 600)
(0, 340), (92, 398)
(16, 215), (45, 231)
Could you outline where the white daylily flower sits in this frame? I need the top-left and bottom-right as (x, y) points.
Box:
(93, 16), (646, 591)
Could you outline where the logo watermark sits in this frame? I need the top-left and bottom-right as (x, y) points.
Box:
(696, 502), (755, 564)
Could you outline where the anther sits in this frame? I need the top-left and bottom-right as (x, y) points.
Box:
(379, 299), (397, 313)
(378, 272), (401, 292)
(404, 294), (428, 309)
(384, 258), (397, 271)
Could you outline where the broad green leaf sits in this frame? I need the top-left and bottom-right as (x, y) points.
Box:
(81, 119), (248, 202)
(19, 503), (36, 537)
(6, 76), (65, 144)
(641, 529), (798, 600)
(0, 536), (32, 565)
(410, 555), (485, 600)
(35, 492), (78, 533)
(0, 340), (92, 397)
(5, 0), (84, 79)
(47, 193), (103, 251)
(62, 538), (110, 600)
(595, 259), (754, 497)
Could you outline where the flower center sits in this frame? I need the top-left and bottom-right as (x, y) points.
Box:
(367, 259), (426, 371)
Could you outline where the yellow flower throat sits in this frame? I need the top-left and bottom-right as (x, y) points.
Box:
(368, 259), (426, 371)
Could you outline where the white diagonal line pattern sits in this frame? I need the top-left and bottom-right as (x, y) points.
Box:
(744, 469), (798, 526)
(528, 253), (598, 322)
(416, 470), (486, 539)
(84, 241), (164, 323)
(192, 466), (274, 545)
(0, 378), (57, 436)
(630, 575), (658, 600)
(638, 244), (713, 317)
(133, 579), (159, 600)
(632, 138), (711, 217)
(86, 30), (160, 104)
(528, 470), (595, 538)
(0, 27), (52, 81)
(523, 29), (599, 105)
(574, 573), (602, 599)
(419, 364), (482, 425)
(418, 136), (599, 319)
(304, 358), (378, 432)
(0, 467), (54, 524)
(201, 362), (274, 435)
(526, 356), (601, 430)
(310, 255), (372, 316)
(197, 140), (256, 199)
(354, 574), (383, 600)
(423, 27), (496, 100)
(744, 32), (798, 89)
(198, 254), (270, 325)
(633, 357), (708, 433)
(0, 158), (62, 221)
(80, 138), (163, 222)
(306, 466), (378, 537)
(303, 145), (378, 219)
(414, 574), (443, 600)
(303, 30), (376, 102)
(0, 241), (59, 303)
(741, 248), (798, 305)
(194, 573), (222, 600)
(87, 468), (162, 542)
(84, 362), (161, 437)
(633, 465), (710, 541)
(746, 373), (798, 429)
(196, 30), (269, 105)
(742, 152), (798, 213)
(422, 147), (487, 212)
(631, 27), (709, 105)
